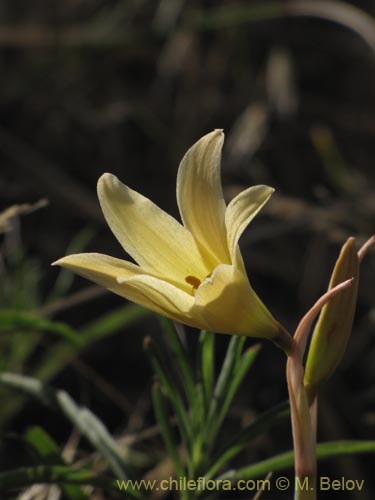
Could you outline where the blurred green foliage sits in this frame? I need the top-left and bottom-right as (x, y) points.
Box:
(0, 0), (374, 498)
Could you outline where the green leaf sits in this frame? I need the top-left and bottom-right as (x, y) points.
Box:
(34, 304), (149, 383)
(190, 381), (205, 434)
(151, 382), (186, 479)
(218, 440), (375, 481)
(0, 465), (144, 498)
(0, 373), (130, 480)
(204, 336), (246, 444)
(25, 426), (62, 463)
(80, 304), (148, 345)
(0, 310), (82, 346)
(197, 330), (215, 414)
(144, 337), (192, 454)
(189, 382), (205, 473)
(56, 391), (130, 480)
(0, 372), (57, 407)
(25, 427), (88, 500)
(0, 465), (99, 490)
(214, 344), (260, 438)
(160, 318), (196, 405)
(0, 305), (149, 429)
(206, 401), (289, 479)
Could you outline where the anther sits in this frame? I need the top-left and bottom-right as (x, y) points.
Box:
(185, 275), (201, 289)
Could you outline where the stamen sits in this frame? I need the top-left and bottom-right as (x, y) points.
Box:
(185, 275), (201, 289)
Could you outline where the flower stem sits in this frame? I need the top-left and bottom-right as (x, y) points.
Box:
(272, 322), (293, 355)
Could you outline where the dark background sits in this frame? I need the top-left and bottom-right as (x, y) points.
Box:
(0, 1), (374, 498)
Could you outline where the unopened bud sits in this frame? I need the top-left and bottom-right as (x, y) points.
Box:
(304, 237), (359, 402)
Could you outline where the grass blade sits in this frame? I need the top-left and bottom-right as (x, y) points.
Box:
(56, 391), (129, 480)
(197, 330), (215, 413)
(151, 382), (186, 478)
(0, 310), (82, 346)
(217, 440), (375, 481)
(0, 373), (130, 481)
(204, 336), (246, 444)
(160, 318), (196, 405)
(0, 465), (144, 498)
(34, 304), (149, 382)
(213, 344), (260, 440)
(0, 465), (103, 490)
(25, 426), (88, 500)
(0, 372), (57, 407)
(206, 401), (289, 479)
(144, 337), (192, 453)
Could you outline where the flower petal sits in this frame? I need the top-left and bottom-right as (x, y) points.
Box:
(193, 264), (280, 337)
(53, 253), (197, 325)
(123, 275), (198, 326)
(225, 185), (274, 264)
(97, 173), (210, 289)
(52, 253), (145, 294)
(176, 130), (230, 265)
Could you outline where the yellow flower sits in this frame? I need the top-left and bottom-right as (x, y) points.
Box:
(53, 130), (288, 343)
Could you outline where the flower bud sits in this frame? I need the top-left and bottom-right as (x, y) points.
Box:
(304, 237), (359, 402)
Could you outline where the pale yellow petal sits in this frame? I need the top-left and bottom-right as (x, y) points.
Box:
(97, 173), (210, 289)
(53, 253), (197, 324)
(176, 130), (230, 265)
(122, 275), (198, 327)
(52, 253), (145, 295)
(193, 264), (280, 337)
(225, 185), (274, 264)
